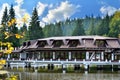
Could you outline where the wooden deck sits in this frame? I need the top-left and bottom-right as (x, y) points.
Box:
(6, 59), (120, 69)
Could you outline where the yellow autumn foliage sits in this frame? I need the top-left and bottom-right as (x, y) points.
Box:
(4, 32), (11, 39)
(6, 75), (18, 80)
(0, 60), (6, 69)
(0, 60), (6, 65)
(3, 47), (14, 54)
(4, 32), (9, 36)
(22, 13), (30, 23)
(7, 18), (16, 27)
(4, 50), (11, 54)
(0, 42), (13, 54)
(0, 17), (25, 56)
(4, 32), (24, 39)
(11, 18), (16, 25)
(7, 21), (12, 27)
(15, 34), (23, 39)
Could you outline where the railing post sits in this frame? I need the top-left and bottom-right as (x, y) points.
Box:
(58, 58), (60, 61)
(7, 54), (10, 60)
(53, 52), (55, 60)
(38, 52), (41, 60)
(105, 59), (108, 62)
(86, 52), (89, 60)
(101, 52), (104, 61)
(69, 52), (71, 60)
(74, 58), (76, 62)
(17, 63), (18, 70)
(111, 53), (114, 61)
(43, 58), (44, 61)
(50, 58), (52, 61)
(19, 53), (21, 60)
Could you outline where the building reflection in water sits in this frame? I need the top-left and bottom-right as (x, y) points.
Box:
(8, 71), (120, 80)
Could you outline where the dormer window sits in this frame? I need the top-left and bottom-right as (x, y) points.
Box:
(106, 39), (120, 48)
(27, 42), (31, 46)
(53, 40), (63, 47)
(95, 40), (106, 47)
(37, 41), (47, 47)
(69, 40), (80, 47)
(23, 42), (26, 46)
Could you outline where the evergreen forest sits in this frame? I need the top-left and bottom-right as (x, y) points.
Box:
(1, 5), (120, 47)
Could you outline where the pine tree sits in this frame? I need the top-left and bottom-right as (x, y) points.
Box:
(108, 11), (120, 37)
(54, 22), (63, 36)
(72, 19), (85, 36)
(96, 14), (110, 36)
(43, 24), (54, 37)
(8, 5), (20, 47)
(19, 23), (28, 44)
(88, 16), (96, 35)
(0, 7), (8, 42)
(28, 7), (44, 40)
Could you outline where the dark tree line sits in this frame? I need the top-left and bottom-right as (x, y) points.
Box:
(0, 5), (120, 47)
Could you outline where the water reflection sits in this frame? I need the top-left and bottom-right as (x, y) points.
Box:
(9, 72), (120, 80)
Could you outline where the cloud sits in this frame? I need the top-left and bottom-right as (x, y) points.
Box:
(49, 4), (54, 9)
(0, 0), (30, 28)
(0, 1), (80, 27)
(42, 1), (80, 24)
(100, 1), (108, 6)
(0, 3), (10, 24)
(15, 0), (23, 5)
(100, 6), (117, 16)
(14, 0), (30, 27)
(36, 2), (48, 16)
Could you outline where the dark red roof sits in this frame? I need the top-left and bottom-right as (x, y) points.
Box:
(13, 35), (120, 53)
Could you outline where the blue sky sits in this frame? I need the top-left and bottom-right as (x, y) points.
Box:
(0, 0), (120, 27)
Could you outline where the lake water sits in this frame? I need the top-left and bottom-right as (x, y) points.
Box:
(8, 71), (120, 80)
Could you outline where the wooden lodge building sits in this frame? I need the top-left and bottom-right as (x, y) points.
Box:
(12, 35), (120, 61)
(5, 35), (120, 72)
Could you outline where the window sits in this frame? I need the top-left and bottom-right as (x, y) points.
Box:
(38, 41), (47, 47)
(95, 40), (106, 47)
(53, 40), (63, 47)
(27, 42), (31, 46)
(69, 40), (80, 47)
(23, 42), (26, 46)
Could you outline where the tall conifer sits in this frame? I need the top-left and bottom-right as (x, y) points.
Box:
(28, 7), (44, 40)
(8, 5), (20, 47)
(0, 7), (8, 42)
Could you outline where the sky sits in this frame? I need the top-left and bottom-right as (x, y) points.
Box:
(0, 0), (120, 27)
